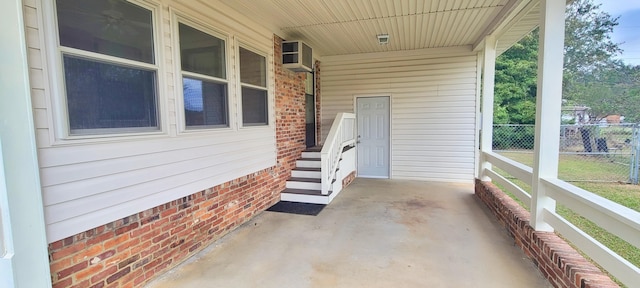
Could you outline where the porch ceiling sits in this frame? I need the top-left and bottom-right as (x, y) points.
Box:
(223, 0), (540, 56)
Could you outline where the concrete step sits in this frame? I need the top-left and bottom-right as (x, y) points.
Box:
(301, 151), (321, 159)
(286, 177), (321, 190)
(304, 146), (322, 152)
(291, 167), (321, 178)
(296, 158), (321, 168)
(281, 188), (324, 196)
(280, 188), (330, 204)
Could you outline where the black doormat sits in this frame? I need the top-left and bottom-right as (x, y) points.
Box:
(266, 201), (326, 216)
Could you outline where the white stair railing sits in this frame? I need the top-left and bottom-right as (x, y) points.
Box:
(320, 113), (356, 195)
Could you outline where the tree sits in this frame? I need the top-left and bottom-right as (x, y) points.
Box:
(563, 0), (621, 76)
(494, 30), (539, 124)
(563, 0), (623, 109)
(493, 0), (628, 124)
(591, 64), (640, 122)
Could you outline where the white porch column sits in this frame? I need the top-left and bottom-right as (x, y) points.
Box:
(531, 0), (566, 231)
(478, 35), (497, 181)
(0, 0), (52, 287)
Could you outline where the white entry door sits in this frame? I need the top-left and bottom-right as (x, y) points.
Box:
(356, 97), (390, 178)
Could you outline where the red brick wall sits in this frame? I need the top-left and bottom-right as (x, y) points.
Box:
(475, 180), (619, 288)
(47, 35), (307, 288)
(274, 35), (307, 180)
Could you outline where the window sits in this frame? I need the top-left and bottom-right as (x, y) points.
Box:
(178, 23), (228, 129)
(55, 0), (159, 135)
(239, 47), (268, 126)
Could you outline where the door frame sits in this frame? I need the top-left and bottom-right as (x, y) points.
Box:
(305, 70), (317, 148)
(353, 94), (392, 179)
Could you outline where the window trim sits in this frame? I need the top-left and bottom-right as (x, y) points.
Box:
(172, 13), (234, 133)
(44, 0), (167, 142)
(237, 42), (272, 128)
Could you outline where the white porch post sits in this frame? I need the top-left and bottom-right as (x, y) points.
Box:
(531, 0), (566, 231)
(478, 35), (497, 181)
(0, 0), (52, 287)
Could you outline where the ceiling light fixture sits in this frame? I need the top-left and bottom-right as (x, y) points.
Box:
(377, 34), (389, 45)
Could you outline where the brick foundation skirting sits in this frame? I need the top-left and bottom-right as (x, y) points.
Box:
(475, 180), (619, 288)
(48, 168), (282, 288)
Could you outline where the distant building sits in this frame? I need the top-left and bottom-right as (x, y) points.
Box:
(605, 115), (622, 124)
(561, 106), (590, 124)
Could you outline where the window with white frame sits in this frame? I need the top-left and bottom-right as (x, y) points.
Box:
(55, 0), (159, 135)
(239, 47), (268, 126)
(178, 23), (228, 129)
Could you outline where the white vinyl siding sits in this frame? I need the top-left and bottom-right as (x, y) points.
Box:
(27, 0), (276, 242)
(322, 47), (477, 183)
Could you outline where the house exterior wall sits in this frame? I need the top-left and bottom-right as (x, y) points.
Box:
(22, 0), (308, 286)
(45, 34), (306, 288)
(274, 37), (308, 181)
(321, 47), (478, 183)
(24, 0), (284, 243)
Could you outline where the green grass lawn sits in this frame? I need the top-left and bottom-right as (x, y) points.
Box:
(493, 152), (640, 286)
(498, 151), (631, 182)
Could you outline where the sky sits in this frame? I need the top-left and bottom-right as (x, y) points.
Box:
(593, 0), (640, 66)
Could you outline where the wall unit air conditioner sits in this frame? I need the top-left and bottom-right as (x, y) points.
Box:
(282, 41), (313, 72)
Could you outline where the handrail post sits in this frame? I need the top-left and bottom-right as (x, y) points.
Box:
(320, 150), (329, 194)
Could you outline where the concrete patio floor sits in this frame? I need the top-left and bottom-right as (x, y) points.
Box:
(145, 179), (551, 288)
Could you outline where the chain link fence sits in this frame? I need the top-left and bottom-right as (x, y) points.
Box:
(493, 123), (640, 184)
